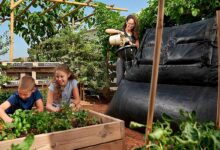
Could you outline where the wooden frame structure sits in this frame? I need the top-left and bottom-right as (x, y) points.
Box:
(4, 0), (127, 61)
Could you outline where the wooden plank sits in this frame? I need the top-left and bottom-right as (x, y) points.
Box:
(11, 0), (23, 10)
(75, 13), (94, 23)
(40, 2), (59, 16)
(89, 110), (124, 123)
(0, 110), (124, 150)
(47, 0), (127, 11)
(1, 62), (60, 67)
(15, 0), (37, 20)
(5, 68), (55, 73)
(58, 0), (93, 21)
(78, 139), (124, 150)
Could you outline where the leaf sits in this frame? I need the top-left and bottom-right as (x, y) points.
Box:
(191, 8), (199, 16)
(148, 128), (164, 140)
(129, 121), (146, 129)
(11, 134), (34, 150)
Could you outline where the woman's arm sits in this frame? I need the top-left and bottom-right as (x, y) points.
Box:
(35, 99), (44, 112)
(0, 101), (13, 123)
(46, 90), (60, 112)
(105, 29), (124, 35)
(135, 39), (140, 49)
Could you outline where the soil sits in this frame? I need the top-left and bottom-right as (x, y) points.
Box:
(81, 98), (145, 150)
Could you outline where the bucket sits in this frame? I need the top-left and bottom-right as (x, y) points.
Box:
(109, 34), (122, 46)
(109, 34), (129, 46)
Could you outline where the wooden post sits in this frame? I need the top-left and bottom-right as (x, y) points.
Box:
(216, 10), (220, 129)
(10, 0), (14, 62)
(145, 0), (165, 146)
(32, 71), (36, 80)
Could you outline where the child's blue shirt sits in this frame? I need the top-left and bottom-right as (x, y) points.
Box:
(6, 89), (43, 114)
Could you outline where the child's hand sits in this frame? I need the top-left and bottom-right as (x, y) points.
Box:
(71, 103), (81, 111)
(75, 103), (81, 110)
(54, 107), (61, 112)
(5, 117), (13, 123)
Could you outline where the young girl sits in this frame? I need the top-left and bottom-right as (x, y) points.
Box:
(46, 64), (81, 112)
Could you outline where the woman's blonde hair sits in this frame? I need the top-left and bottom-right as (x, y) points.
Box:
(18, 75), (35, 91)
(52, 64), (76, 101)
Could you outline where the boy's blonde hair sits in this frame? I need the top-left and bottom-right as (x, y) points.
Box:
(18, 75), (36, 91)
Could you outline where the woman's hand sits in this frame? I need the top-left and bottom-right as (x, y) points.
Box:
(119, 31), (124, 35)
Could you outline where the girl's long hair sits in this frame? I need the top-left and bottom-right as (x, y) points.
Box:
(52, 64), (76, 101)
(123, 14), (139, 41)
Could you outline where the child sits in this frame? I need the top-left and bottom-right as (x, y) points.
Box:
(0, 75), (44, 123)
(46, 64), (81, 112)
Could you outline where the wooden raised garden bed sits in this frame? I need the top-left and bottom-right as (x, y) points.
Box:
(0, 110), (124, 150)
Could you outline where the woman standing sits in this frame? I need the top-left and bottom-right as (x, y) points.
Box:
(106, 15), (139, 85)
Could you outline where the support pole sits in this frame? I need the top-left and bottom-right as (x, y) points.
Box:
(216, 10), (220, 129)
(10, 0), (14, 62)
(145, 0), (165, 146)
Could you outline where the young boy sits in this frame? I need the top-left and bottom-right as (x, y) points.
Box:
(0, 75), (44, 123)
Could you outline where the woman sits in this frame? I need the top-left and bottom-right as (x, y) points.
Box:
(106, 15), (139, 85)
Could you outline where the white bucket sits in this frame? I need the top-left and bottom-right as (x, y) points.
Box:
(109, 34), (124, 46)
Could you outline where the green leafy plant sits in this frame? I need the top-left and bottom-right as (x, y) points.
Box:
(11, 134), (34, 150)
(28, 28), (108, 90)
(0, 106), (100, 141)
(0, 31), (9, 56)
(0, 0), (86, 47)
(134, 110), (220, 150)
(138, 0), (220, 38)
(92, 2), (125, 59)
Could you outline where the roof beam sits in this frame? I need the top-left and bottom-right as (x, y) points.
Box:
(58, 0), (92, 21)
(11, 0), (23, 10)
(40, 3), (60, 16)
(47, 0), (127, 11)
(75, 13), (94, 22)
(15, 0), (37, 20)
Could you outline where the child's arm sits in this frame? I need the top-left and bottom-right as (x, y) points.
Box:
(0, 101), (13, 123)
(35, 99), (44, 112)
(46, 90), (60, 112)
(72, 86), (81, 109)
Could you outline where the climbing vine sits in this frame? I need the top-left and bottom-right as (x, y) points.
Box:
(138, 0), (220, 38)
